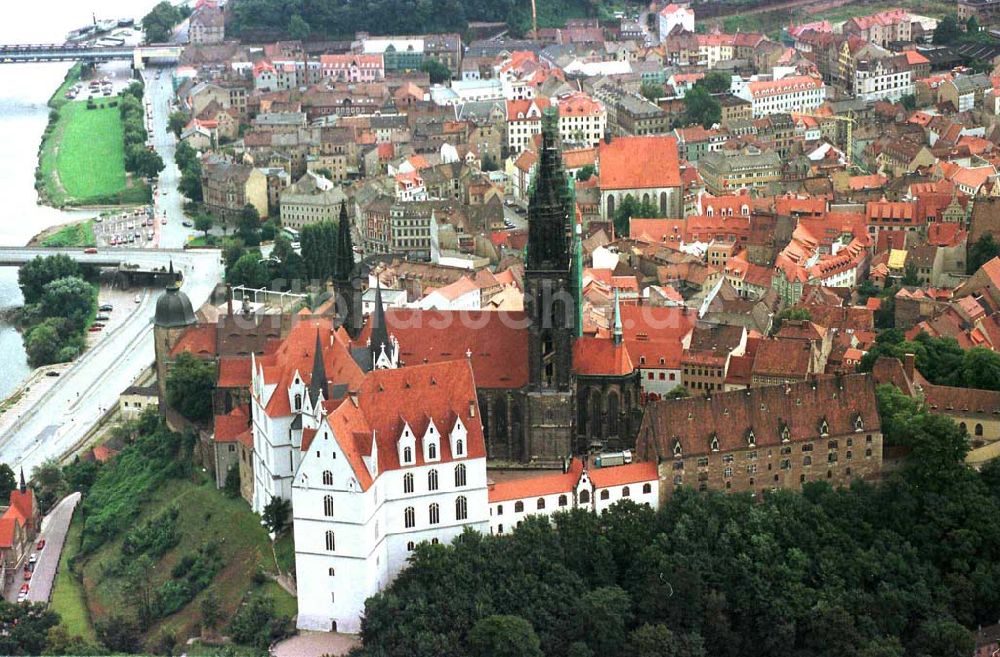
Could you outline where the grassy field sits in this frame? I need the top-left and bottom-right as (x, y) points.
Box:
(49, 513), (97, 642)
(41, 220), (96, 247)
(77, 475), (296, 651)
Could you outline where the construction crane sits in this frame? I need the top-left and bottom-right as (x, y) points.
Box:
(795, 110), (859, 170)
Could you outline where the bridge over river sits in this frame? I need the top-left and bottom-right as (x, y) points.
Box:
(0, 43), (182, 68)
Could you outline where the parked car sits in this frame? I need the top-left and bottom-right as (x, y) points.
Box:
(28, 553), (36, 564)
(45, 371), (60, 377)
(22, 570), (31, 581)
(161, 217), (168, 225)
(19, 584), (28, 595)
(36, 539), (45, 551)
(88, 326), (102, 333)
(181, 220), (193, 228)
(96, 314), (109, 321)
(83, 247), (97, 254)
(92, 322), (105, 328)
(99, 304), (113, 311)
(134, 294), (142, 303)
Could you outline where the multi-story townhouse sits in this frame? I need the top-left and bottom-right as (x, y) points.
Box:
(737, 75), (826, 118)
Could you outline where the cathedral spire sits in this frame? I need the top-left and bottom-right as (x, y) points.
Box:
(612, 288), (623, 346)
(18, 467), (26, 494)
(369, 281), (389, 370)
(309, 329), (328, 406)
(526, 107), (572, 272)
(334, 200), (354, 283)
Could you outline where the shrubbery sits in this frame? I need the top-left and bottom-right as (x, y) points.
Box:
(16, 255), (97, 366)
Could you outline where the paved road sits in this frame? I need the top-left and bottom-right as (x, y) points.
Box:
(4, 492), (80, 604)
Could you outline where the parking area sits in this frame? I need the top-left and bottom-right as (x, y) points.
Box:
(61, 62), (135, 103)
(92, 205), (163, 249)
(84, 287), (147, 345)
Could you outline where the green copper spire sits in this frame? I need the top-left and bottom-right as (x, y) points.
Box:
(612, 287), (622, 346)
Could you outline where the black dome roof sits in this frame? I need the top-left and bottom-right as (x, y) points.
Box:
(155, 286), (196, 328)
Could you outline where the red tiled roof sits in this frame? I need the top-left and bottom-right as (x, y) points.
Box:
(218, 357), (251, 388)
(599, 136), (681, 191)
(356, 309), (529, 389)
(589, 461), (658, 488)
(489, 459), (584, 502)
(0, 517), (16, 549)
(170, 324), (216, 358)
(215, 406), (250, 443)
(573, 337), (634, 376)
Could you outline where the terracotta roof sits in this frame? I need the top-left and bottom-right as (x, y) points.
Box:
(489, 459), (584, 502)
(599, 136), (681, 191)
(589, 461), (658, 487)
(215, 406), (250, 443)
(573, 337), (634, 376)
(322, 359), (485, 491)
(218, 357), (251, 388)
(745, 75), (823, 99)
(752, 338), (812, 378)
(170, 324), (217, 358)
(0, 517), (16, 549)
(356, 309), (529, 389)
(638, 373), (880, 458)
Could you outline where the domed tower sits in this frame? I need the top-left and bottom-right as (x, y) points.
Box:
(153, 262), (198, 407)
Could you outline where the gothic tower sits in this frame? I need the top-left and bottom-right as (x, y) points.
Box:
(523, 107), (576, 463)
(333, 200), (362, 338)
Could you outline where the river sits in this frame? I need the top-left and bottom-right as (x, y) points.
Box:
(0, 0), (167, 400)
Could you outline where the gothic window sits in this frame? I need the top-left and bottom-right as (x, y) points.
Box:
(404, 506), (415, 528)
(607, 194), (616, 218)
(407, 541), (415, 551)
(607, 392), (620, 435)
(456, 439), (464, 456)
(515, 501), (524, 512)
(455, 463), (467, 487)
(590, 393), (603, 438)
(600, 490), (610, 500)
(781, 425), (790, 442)
(325, 531), (335, 551)
(579, 489), (591, 504)
(294, 394), (302, 410)
(429, 503), (440, 524)
(495, 396), (509, 442)
(428, 443), (437, 460)
(622, 486), (630, 497)
(324, 495), (334, 517)
(403, 446), (413, 464)
(328, 567), (335, 576)
(976, 423), (984, 436)
(404, 473), (414, 494)
(558, 495), (567, 507)
(456, 496), (468, 520)
(322, 470), (334, 486)
(537, 498), (546, 510)
(803, 455), (812, 466)
(428, 469), (439, 491)
(660, 191), (668, 215)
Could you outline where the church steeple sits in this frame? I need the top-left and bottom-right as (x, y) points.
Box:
(526, 107), (572, 272)
(612, 288), (623, 346)
(333, 200), (361, 337)
(369, 282), (390, 370)
(308, 329), (328, 406)
(334, 200), (354, 282)
(18, 467), (26, 494)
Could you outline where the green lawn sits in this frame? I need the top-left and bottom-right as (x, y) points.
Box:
(78, 476), (295, 651)
(49, 511), (97, 642)
(55, 101), (126, 200)
(41, 220), (96, 247)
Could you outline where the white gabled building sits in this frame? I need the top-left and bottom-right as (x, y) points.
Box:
(293, 358), (488, 633)
(737, 75), (826, 118)
(658, 3), (695, 40)
(486, 459), (659, 535)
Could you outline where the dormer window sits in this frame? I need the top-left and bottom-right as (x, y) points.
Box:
(781, 425), (790, 443)
(746, 428), (756, 447)
(456, 439), (464, 456)
(403, 446), (413, 464)
(819, 419), (829, 436)
(854, 415), (864, 432)
(294, 394), (302, 411)
(672, 439), (683, 458)
(710, 435), (720, 452)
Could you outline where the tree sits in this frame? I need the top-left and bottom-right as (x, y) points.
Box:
(262, 496), (292, 534)
(24, 320), (62, 367)
(41, 276), (94, 333)
(229, 594), (290, 650)
(626, 624), (706, 657)
(682, 85), (721, 129)
(960, 348), (1000, 391)
(0, 601), (60, 655)
(28, 459), (67, 513)
(168, 111), (189, 138)
(901, 261), (920, 286)
(195, 213), (214, 238)
(0, 464), (15, 500)
(166, 352), (217, 422)
(900, 94), (916, 111)
(481, 152), (499, 172)
(575, 164), (596, 181)
(934, 14), (960, 44)
(227, 252), (271, 289)
(179, 163), (204, 202)
(95, 614), (142, 653)
(288, 13), (311, 40)
(238, 204), (261, 241)
(134, 148), (165, 180)
(665, 386), (690, 399)
(201, 592), (224, 639)
(771, 307), (811, 334)
(467, 615), (544, 657)
(700, 71), (730, 94)
(421, 58), (452, 84)
(300, 220), (339, 281)
(640, 82), (665, 101)
(614, 195), (660, 237)
(142, 1), (183, 43)
(967, 15), (980, 34)
(912, 618), (974, 657)
(580, 586), (632, 657)
(18, 254), (83, 304)
(967, 234), (1000, 274)
(43, 625), (104, 656)
(224, 464), (241, 498)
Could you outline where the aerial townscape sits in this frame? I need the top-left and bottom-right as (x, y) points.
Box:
(5, 0), (1000, 655)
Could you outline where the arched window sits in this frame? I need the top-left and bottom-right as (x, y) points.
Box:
(325, 531), (335, 551)
(328, 567), (335, 576)
(403, 446), (413, 463)
(642, 483), (652, 494)
(536, 498), (546, 510)
(294, 394), (302, 410)
(428, 443), (437, 459)
(607, 194), (615, 218)
(558, 495), (567, 507)
(976, 423), (984, 436)
(579, 489), (591, 504)
(960, 422), (967, 433)
(455, 463), (467, 487)
(600, 490), (610, 500)
(803, 455), (812, 466)
(406, 541), (415, 551)
(428, 469), (439, 491)
(621, 486), (630, 497)
(607, 392), (620, 436)
(514, 501), (524, 512)
(660, 191), (668, 215)
(456, 439), (464, 456)
(456, 496), (468, 520)
(322, 470), (333, 486)
(404, 506), (415, 528)
(429, 503), (440, 524)
(403, 472), (414, 494)
(324, 495), (334, 517)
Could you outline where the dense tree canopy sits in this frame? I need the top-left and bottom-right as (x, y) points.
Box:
(166, 352), (217, 422)
(681, 85), (721, 130)
(141, 1), (185, 43)
(613, 195), (660, 237)
(967, 234), (1000, 274)
(355, 396), (1000, 657)
(859, 330), (1000, 391)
